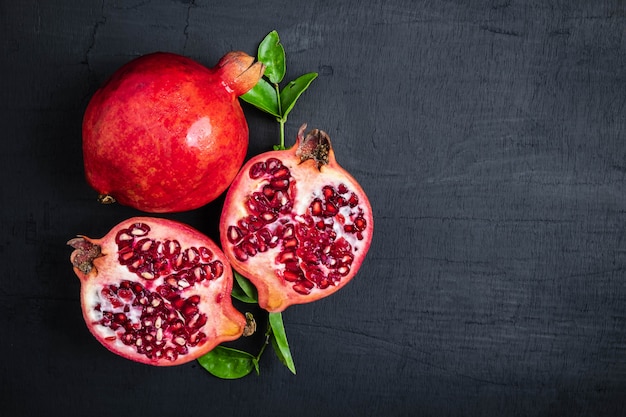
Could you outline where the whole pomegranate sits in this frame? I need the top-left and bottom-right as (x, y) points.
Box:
(68, 217), (246, 366)
(219, 125), (374, 312)
(82, 51), (264, 212)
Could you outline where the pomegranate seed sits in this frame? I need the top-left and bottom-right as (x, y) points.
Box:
(115, 230), (134, 243)
(324, 202), (338, 216)
(270, 178), (289, 190)
(284, 261), (300, 272)
(248, 216), (264, 231)
(269, 235), (280, 248)
(118, 248), (134, 263)
(281, 224), (294, 239)
(341, 254), (354, 264)
(233, 245), (248, 262)
(130, 223), (150, 236)
(310, 199), (323, 216)
(242, 242), (257, 257)
(132, 282), (145, 294)
(265, 158), (282, 173)
(337, 265), (351, 276)
(283, 237), (298, 249)
(272, 166), (290, 179)
(122, 333), (135, 345)
(283, 270), (302, 282)
(317, 278), (331, 289)
(277, 250), (296, 263)
(258, 228), (272, 244)
(301, 252), (320, 265)
(193, 266), (205, 282)
(192, 314), (207, 329)
(210, 261), (224, 278)
(163, 240), (181, 258)
(354, 217), (366, 231)
(261, 211), (278, 223)
(262, 185), (275, 199)
(183, 247), (200, 266)
(117, 289), (132, 300)
(249, 161), (266, 179)
(137, 238), (154, 252)
(227, 226), (243, 244)
(348, 193), (359, 207)
(164, 348), (178, 361)
(292, 280), (314, 295)
(172, 298), (185, 311)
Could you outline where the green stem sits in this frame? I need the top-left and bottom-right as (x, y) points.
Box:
(274, 83), (285, 149)
(255, 323), (273, 362)
(279, 118), (285, 149)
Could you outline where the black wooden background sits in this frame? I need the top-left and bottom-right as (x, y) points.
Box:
(2, 1), (625, 416)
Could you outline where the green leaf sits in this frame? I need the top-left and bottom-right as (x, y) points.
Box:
(280, 72), (318, 121)
(257, 30), (286, 84)
(240, 78), (280, 118)
(232, 270), (258, 303)
(197, 346), (256, 379)
(268, 312), (296, 375)
(230, 281), (256, 304)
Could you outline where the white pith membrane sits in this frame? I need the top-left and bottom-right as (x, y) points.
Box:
(224, 155), (372, 299)
(80, 219), (240, 365)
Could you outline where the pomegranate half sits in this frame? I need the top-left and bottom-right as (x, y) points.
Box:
(220, 125), (374, 312)
(82, 51), (264, 213)
(68, 217), (246, 366)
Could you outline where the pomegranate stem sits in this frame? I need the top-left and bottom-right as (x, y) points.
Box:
(274, 82), (286, 150)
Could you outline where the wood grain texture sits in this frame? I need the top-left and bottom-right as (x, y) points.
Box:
(1, 0), (625, 415)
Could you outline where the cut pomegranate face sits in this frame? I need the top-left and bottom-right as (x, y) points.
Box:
(68, 217), (246, 366)
(220, 125), (374, 312)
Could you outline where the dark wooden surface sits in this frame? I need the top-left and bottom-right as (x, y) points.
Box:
(2, 1), (625, 415)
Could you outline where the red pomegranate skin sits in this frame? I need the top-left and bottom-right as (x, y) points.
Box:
(82, 51), (264, 213)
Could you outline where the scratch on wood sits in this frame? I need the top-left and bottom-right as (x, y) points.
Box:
(182, 0), (196, 54)
(82, 0), (107, 72)
(479, 24), (522, 37)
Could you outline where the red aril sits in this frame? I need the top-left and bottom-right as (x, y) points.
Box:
(220, 125), (374, 312)
(82, 51), (264, 213)
(68, 217), (246, 366)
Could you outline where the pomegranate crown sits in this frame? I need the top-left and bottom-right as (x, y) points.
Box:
(217, 51), (265, 96)
(295, 124), (334, 170)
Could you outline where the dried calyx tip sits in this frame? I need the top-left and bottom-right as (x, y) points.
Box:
(68, 237), (101, 274)
(242, 312), (257, 337)
(295, 124), (331, 170)
(97, 194), (116, 205)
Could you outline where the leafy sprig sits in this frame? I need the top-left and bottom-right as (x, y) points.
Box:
(240, 30), (318, 149)
(198, 30), (314, 379)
